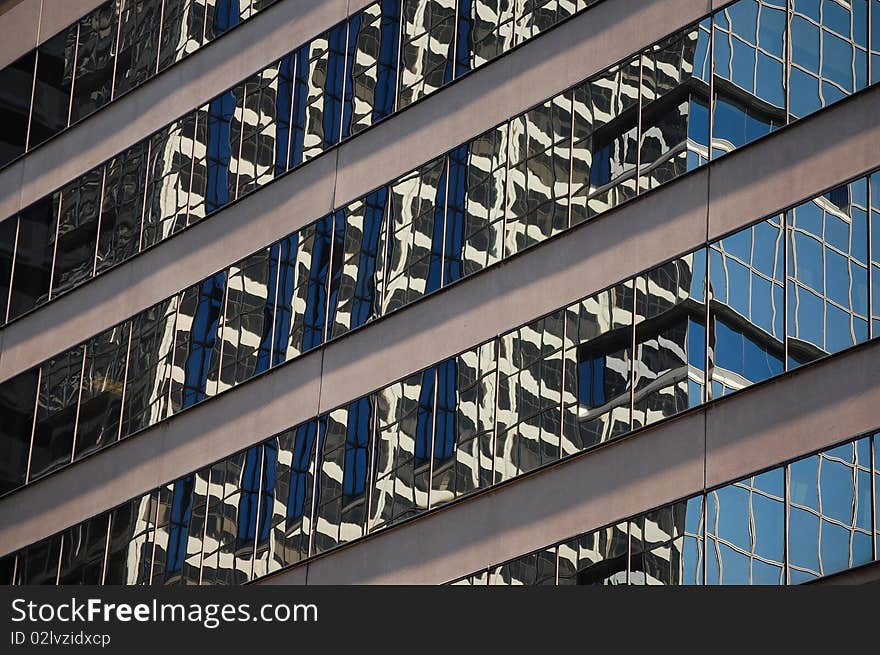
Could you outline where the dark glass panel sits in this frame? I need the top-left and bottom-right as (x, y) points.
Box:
(495, 310), (564, 482)
(431, 342), (496, 506)
(114, 0), (162, 97)
(561, 281), (633, 454)
(29, 27), (76, 148)
(75, 323), (130, 459)
(169, 272), (226, 413)
(96, 140), (149, 273)
(0, 51), (35, 167)
(151, 473), (206, 585)
(327, 190), (388, 339)
(0, 554), (16, 585)
(505, 93), (572, 255)
(787, 179), (869, 367)
(398, 0), (456, 108)
(15, 534), (62, 585)
(58, 513), (109, 585)
(9, 193), (60, 320)
(104, 493), (155, 585)
(488, 547), (557, 585)
(370, 369), (435, 532)
(706, 468), (785, 585)
(629, 497), (704, 585)
(29, 345), (85, 481)
(204, 0), (250, 41)
(514, 0), (580, 44)
(51, 167), (103, 298)
(121, 298), (178, 437)
(0, 216), (17, 323)
(455, 0), (515, 75)
(708, 217), (785, 397)
(190, 88), (242, 219)
(0, 369), (39, 494)
(158, 0), (206, 72)
(557, 522), (629, 585)
(312, 397), (374, 553)
(711, 0), (787, 157)
(343, 0), (401, 137)
(253, 423), (319, 577)
(272, 216), (332, 365)
(444, 126), (507, 284)
(633, 250), (706, 429)
(71, 1), (117, 123)
(383, 156), (447, 313)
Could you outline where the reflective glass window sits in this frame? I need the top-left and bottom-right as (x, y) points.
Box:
(639, 20), (711, 193)
(121, 298), (178, 437)
(71, 2), (117, 123)
(29, 345), (85, 481)
(142, 113), (198, 249)
(873, 171), (880, 334)
(633, 250), (707, 428)
(506, 94), (572, 255)
(343, 0), (401, 138)
(0, 369), (39, 494)
(29, 26), (76, 148)
(444, 126), (507, 284)
(790, 0), (867, 119)
(96, 140), (149, 274)
(204, 0), (251, 41)
(712, 0), (787, 157)
(384, 156), (447, 312)
(709, 217), (785, 397)
(629, 497), (704, 585)
(874, 433), (880, 554)
(0, 51), (35, 167)
(495, 310), (564, 482)
(787, 179), (869, 367)
(514, 0), (581, 44)
(455, 0), (515, 75)
(787, 438), (873, 582)
(0, 216), (17, 323)
(190, 87), (243, 219)
(570, 56), (640, 224)
(58, 513), (109, 585)
(327, 191), (388, 339)
(557, 522), (629, 585)
(75, 323), (130, 459)
(9, 195), (60, 320)
(51, 167), (103, 298)
(114, 0), (162, 97)
(313, 398), (374, 553)
(451, 570), (489, 585)
(488, 547), (557, 585)
(150, 473), (205, 585)
(216, 248), (277, 392)
(562, 281), (633, 454)
(169, 273), (226, 413)
(706, 468), (785, 584)
(158, 0), (206, 72)
(104, 493), (155, 585)
(398, 0), (456, 108)
(273, 216), (332, 365)
(873, 0), (880, 83)
(14, 534), (61, 585)
(431, 342), (497, 506)
(253, 422), (319, 576)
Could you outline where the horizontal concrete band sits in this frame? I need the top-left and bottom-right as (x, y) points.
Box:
(257, 340), (880, 585)
(0, 0), (376, 222)
(2, 1), (877, 383)
(1, 75), (878, 385)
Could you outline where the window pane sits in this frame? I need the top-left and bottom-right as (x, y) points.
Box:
(495, 310), (564, 482)
(873, 171), (880, 335)
(562, 281), (633, 454)
(190, 88), (244, 218)
(629, 497), (704, 585)
(709, 217), (785, 397)
(75, 322), (130, 459)
(558, 522), (629, 585)
(96, 140), (149, 274)
(633, 250), (706, 428)
(0, 369), (39, 494)
(114, 0), (162, 97)
(454, 0), (515, 75)
(343, 1), (401, 138)
(51, 167), (103, 298)
(787, 179), (870, 367)
(488, 547), (557, 585)
(14, 534), (61, 585)
(327, 190), (388, 339)
(9, 194), (60, 320)
(151, 472), (207, 585)
(873, 0), (880, 83)
(29, 26), (76, 148)
(384, 156), (447, 312)
(204, 0), (250, 41)
(444, 126), (507, 284)
(431, 342), (497, 506)
(0, 51), (35, 167)
(29, 345), (84, 481)
(0, 216), (17, 323)
(104, 493), (155, 585)
(398, 0), (456, 108)
(58, 513), (109, 585)
(71, 1), (117, 123)
(514, 0), (579, 44)
(158, 0), (206, 72)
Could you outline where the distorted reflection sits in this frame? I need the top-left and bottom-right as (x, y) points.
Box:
(629, 497), (703, 585)
(557, 522), (629, 585)
(488, 547), (556, 585)
(398, 0), (456, 108)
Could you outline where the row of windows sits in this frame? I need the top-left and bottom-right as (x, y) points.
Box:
(452, 432), (880, 585)
(2, 0), (878, 326)
(1, 168), (878, 583)
(0, 0), (282, 170)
